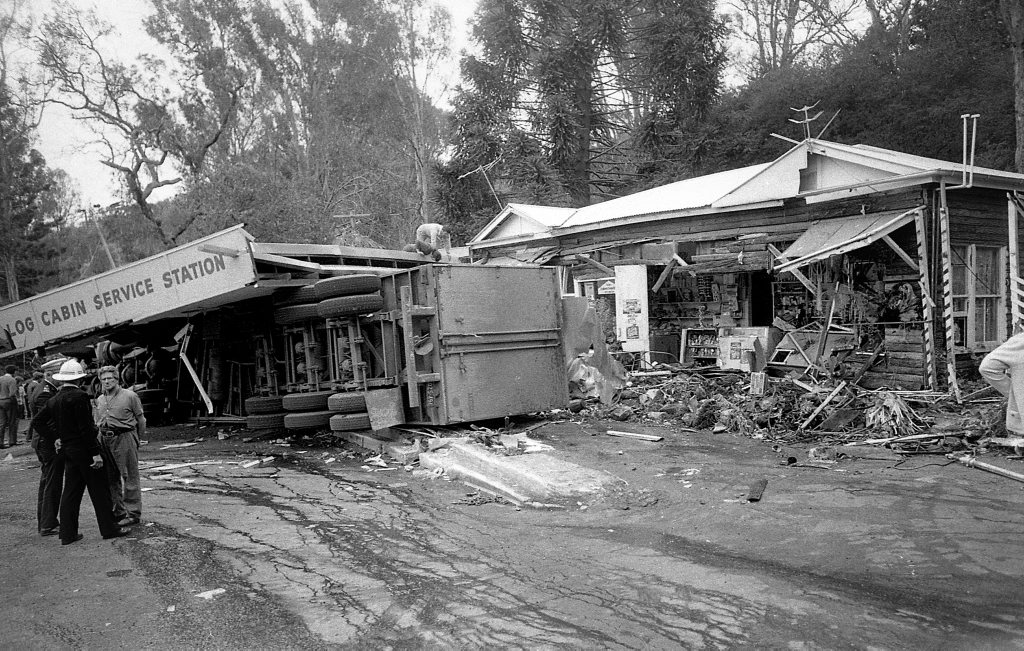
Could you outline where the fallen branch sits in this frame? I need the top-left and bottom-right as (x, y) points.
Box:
(844, 433), (941, 446)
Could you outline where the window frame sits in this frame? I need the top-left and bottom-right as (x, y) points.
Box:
(950, 244), (1006, 353)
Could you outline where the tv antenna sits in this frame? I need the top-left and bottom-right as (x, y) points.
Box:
(789, 102), (823, 140)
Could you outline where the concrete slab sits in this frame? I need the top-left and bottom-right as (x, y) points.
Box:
(419, 440), (622, 506)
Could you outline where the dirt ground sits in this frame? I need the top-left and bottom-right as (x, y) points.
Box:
(1, 415), (1023, 649)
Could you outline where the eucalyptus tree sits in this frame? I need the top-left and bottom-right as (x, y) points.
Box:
(146, 0), (451, 245)
(0, 2), (55, 304)
(441, 0), (728, 218)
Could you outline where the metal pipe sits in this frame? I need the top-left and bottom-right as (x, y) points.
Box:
(969, 114), (979, 186)
(948, 454), (1024, 483)
(961, 113), (969, 187)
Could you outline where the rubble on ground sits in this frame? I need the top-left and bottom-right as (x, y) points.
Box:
(567, 360), (1020, 466)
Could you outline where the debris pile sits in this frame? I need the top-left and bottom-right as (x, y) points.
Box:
(571, 363), (1013, 462)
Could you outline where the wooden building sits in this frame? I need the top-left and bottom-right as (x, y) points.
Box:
(469, 139), (1024, 394)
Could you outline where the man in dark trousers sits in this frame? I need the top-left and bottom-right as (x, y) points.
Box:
(95, 365), (145, 526)
(0, 364), (17, 447)
(30, 359), (65, 536)
(32, 360), (129, 545)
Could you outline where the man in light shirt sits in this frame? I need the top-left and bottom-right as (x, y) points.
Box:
(94, 365), (145, 527)
(0, 364), (18, 447)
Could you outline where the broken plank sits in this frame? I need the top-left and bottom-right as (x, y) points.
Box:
(607, 430), (664, 442)
(747, 478), (768, 502)
(798, 381), (848, 430)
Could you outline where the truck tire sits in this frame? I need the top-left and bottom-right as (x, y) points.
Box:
(246, 412), (286, 430)
(314, 274), (382, 300)
(284, 410), (333, 430)
(316, 294), (384, 319)
(327, 391), (366, 413)
(245, 396), (283, 414)
(273, 285), (318, 307)
(137, 388), (166, 405)
(273, 303), (320, 325)
(282, 390), (334, 412)
(329, 413), (371, 431)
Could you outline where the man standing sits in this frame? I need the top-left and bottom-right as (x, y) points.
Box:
(94, 365), (145, 527)
(979, 332), (1024, 437)
(0, 365), (18, 447)
(25, 371), (41, 418)
(31, 360), (128, 545)
(30, 360), (64, 536)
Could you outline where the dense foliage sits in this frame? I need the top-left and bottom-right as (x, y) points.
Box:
(1, 0), (1023, 304)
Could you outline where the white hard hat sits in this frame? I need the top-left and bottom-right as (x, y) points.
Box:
(52, 359), (88, 382)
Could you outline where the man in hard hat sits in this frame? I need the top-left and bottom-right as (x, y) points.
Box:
(31, 360), (129, 545)
(94, 365), (145, 527)
(30, 359), (65, 536)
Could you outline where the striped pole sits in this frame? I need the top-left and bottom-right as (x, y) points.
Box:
(1009, 193), (1024, 332)
(938, 182), (961, 402)
(914, 208), (938, 390)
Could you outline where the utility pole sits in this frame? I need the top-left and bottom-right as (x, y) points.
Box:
(83, 204), (117, 270)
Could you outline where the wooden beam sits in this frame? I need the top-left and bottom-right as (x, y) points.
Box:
(850, 341), (886, 386)
(651, 257), (678, 293)
(913, 207), (938, 390)
(880, 235), (919, 271)
(767, 244), (818, 297)
(198, 244), (241, 258)
(799, 381), (847, 430)
(579, 254), (615, 275)
(938, 182), (961, 402)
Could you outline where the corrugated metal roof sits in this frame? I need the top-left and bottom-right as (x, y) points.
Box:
(507, 203), (576, 226)
(775, 208), (921, 272)
(559, 163), (772, 229)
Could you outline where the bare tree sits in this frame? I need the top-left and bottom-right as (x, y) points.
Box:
(36, 2), (239, 248)
(729, 0), (861, 77)
(864, 0), (921, 56)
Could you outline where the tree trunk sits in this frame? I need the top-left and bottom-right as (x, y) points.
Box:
(570, 71), (593, 206)
(1002, 0), (1024, 172)
(2, 255), (18, 304)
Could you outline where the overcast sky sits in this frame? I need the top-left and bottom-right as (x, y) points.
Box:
(30, 0), (479, 209)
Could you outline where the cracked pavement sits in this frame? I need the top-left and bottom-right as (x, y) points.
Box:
(2, 420), (1023, 649)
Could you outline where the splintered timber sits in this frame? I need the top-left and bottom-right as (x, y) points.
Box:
(2, 254), (229, 336)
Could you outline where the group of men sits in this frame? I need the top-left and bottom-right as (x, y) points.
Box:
(30, 359), (146, 546)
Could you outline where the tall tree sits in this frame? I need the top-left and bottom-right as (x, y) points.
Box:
(145, 0), (449, 246)
(1002, 0), (1024, 172)
(0, 2), (52, 304)
(445, 0), (728, 216)
(728, 0), (860, 78)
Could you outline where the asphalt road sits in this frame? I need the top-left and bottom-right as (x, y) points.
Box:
(1, 418), (1022, 649)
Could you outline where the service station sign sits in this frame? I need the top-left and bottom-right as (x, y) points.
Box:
(0, 226), (257, 354)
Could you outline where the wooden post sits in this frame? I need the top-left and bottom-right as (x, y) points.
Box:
(914, 208), (938, 390)
(939, 182), (962, 402)
(1009, 193), (1024, 333)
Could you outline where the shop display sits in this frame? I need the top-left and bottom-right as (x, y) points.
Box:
(681, 328), (719, 365)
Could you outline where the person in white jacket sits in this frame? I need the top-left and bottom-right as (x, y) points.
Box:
(978, 332), (1024, 435)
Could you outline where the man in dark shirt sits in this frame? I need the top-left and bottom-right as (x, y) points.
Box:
(32, 360), (128, 545)
(30, 359), (64, 536)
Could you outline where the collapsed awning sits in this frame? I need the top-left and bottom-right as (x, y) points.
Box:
(774, 207), (922, 273)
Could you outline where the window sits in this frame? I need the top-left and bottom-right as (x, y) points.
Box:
(951, 244), (1005, 351)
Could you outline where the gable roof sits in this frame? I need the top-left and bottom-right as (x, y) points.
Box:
(552, 138), (1024, 236)
(469, 203), (575, 245)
